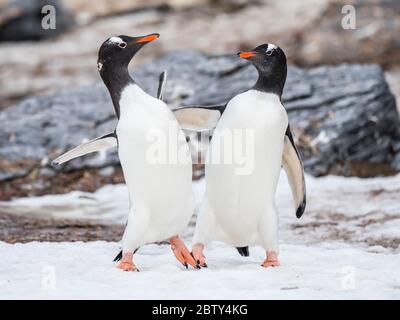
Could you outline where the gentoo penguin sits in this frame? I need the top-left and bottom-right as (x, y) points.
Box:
(53, 34), (197, 271)
(186, 43), (306, 268)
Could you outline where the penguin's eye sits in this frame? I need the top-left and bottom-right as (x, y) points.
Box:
(118, 42), (127, 49)
(266, 50), (273, 56)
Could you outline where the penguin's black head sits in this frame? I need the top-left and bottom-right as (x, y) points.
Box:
(97, 33), (159, 73)
(238, 43), (286, 73)
(237, 43), (287, 97)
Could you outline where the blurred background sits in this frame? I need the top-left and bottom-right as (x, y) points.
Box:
(0, 0), (399, 250)
(0, 0), (399, 110)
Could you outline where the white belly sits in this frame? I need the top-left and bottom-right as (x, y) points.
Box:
(205, 90), (288, 245)
(116, 84), (194, 243)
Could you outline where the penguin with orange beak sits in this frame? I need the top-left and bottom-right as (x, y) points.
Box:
(53, 34), (197, 271)
(189, 43), (306, 268)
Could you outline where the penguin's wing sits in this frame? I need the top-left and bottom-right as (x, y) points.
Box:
(157, 71), (167, 100)
(172, 104), (226, 132)
(52, 132), (117, 166)
(282, 125), (306, 218)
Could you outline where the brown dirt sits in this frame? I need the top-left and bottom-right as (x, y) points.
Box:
(291, 210), (400, 250)
(0, 166), (125, 201)
(0, 210), (123, 243)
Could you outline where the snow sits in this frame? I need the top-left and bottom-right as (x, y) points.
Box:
(1, 172), (400, 299)
(1, 241), (399, 299)
(0, 178), (205, 225)
(0, 184), (130, 224)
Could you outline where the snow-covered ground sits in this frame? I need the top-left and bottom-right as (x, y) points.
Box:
(1, 240), (399, 299)
(1, 172), (400, 299)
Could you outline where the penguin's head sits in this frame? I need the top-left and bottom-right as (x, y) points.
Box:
(238, 43), (286, 74)
(97, 33), (159, 73)
(238, 43), (287, 95)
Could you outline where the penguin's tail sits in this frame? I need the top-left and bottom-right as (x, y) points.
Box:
(236, 246), (249, 257)
(113, 250), (123, 262)
(113, 248), (139, 262)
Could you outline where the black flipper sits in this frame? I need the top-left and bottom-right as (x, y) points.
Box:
(157, 71), (167, 100)
(236, 246), (249, 257)
(283, 125), (306, 218)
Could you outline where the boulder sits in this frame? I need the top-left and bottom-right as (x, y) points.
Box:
(0, 50), (398, 199)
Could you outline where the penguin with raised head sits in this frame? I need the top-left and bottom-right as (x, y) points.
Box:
(53, 34), (197, 271)
(188, 43), (306, 268)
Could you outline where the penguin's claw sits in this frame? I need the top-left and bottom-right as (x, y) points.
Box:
(190, 253), (205, 269)
(261, 259), (280, 268)
(192, 243), (207, 268)
(191, 253), (207, 268)
(261, 251), (280, 268)
(169, 236), (198, 269)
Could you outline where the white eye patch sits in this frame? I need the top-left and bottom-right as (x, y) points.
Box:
(97, 62), (103, 71)
(266, 43), (277, 52)
(108, 36), (127, 49)
(108, 36), (124, 45)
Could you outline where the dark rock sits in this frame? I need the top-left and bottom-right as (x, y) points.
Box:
(0, 0), (75, 42)
(0, 50), (399, 199)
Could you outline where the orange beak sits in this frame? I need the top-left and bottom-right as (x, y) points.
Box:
(238, 51), (257, 59)
(136, 33), (160, 43)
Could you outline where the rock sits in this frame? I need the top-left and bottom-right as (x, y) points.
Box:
(385, 68), (400, 112)
(65, 0), (206, 22)
(294, 0), (400, 68)
(0, 50), (398, 199)
(0, 0), (75, 42)
(1, 0), (399, 111)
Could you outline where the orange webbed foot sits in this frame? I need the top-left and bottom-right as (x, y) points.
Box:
(170, 236), (199, 269)
(117, 252), (138, 272)
(192, 243), (207, 268)
(261, 251), (280, 268)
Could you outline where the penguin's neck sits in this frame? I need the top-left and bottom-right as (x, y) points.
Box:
(252, 67), (286, 99)
(101, 64), (135, 119)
